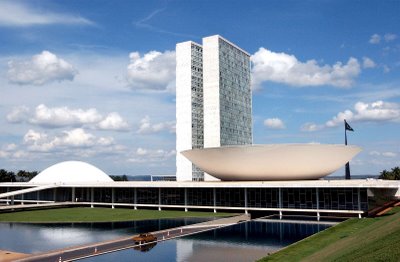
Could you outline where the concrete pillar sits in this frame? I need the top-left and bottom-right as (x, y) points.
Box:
(36, 190), (40, 204)
(278, 188), (282, 219)
(21, 193), (24, 205)
(111, 188), (115, 209)
(91, 188), (94, 208)
(11, 196), (14, 205)
(53, 188), (57, 202)
(213, 188), (217, 213)
(184, 188), (188, 212)
(134, 188), (137, 210)
(158, 188), (162, 211)
(244, 188), (248, 214)
(316, 188), (320, 221)
(72, 187), (76, 202)
(6, 187), (9, 205)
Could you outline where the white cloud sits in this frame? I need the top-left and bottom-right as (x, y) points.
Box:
(369, 151), (397, 157)
(7, 104), (130, 131)
(300, 122), (323, 132)
(137, 116), (175, 134)
(326, 100), (400, 127)
(384, 33), (397, 42)
(7, 51), (77, 85)
(127, 50), (176, 91)
(251, 47), (360, 89)
(303, 100), (400, 132)
(369, 34), (381, 44)
(97, 113), (129, 131)
(128, 147), (176, 163)
(263, 118), (286, 129)
(0, 2), (93, 27)
(23, 128), (114, 152)
(362, 57), (376, 69)
(383, 65), (390, 73)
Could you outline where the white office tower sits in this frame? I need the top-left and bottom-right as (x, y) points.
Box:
(176, 35), (252, 181)
(176, 41), (204, 181)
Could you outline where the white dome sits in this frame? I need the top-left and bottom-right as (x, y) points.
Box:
(30, 161), (113, 184)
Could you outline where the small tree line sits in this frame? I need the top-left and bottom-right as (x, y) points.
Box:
(0, 169), (39, 182)
(379, 166), (400, 180)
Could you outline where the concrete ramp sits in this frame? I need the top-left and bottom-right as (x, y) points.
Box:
(0, 185), (57, 199)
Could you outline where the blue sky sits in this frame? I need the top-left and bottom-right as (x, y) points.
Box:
(0, 0), (399, 177)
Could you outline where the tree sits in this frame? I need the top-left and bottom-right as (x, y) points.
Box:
(16, 170), (39, 182)
(379, 166), (400, 180)
(0, 169), (16, 182)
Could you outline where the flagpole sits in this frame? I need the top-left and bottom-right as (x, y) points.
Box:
(344, 119), (350, 180)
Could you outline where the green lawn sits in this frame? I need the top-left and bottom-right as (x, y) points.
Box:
(0, 207), (233, 223)
(259, 207), (400, 262)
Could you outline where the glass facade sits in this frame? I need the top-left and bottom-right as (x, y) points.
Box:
(190, 43), (204, 181)
(218, 38), (252, 145)
(1, 186), (368, 213)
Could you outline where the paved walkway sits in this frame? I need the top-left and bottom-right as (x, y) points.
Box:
(17, 214), (250, 262)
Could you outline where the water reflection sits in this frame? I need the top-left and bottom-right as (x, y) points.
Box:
(83, 220), (331, 262)
(0, 217), (212, 254)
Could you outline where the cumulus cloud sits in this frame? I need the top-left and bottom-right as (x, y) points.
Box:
(362, 57), (376, 69)
(128, 147), (176, 163)
(127, 50), (176, 91)
(326, 100), (400, 127)
(384, 33), (397, 42)
(369, 34), (381, 44)
(137, 116), (175, 134)
(302, 100), (400, 131)
(97, 113), (129, 131)
(264, 118), (286, 129)
(7, 51), (77, 85)
(300, 122), (323, 132)
(7, 104), (129, 131)
(251, 47), (360, 89)
(0, 2), (93, 27)
(369, 151), (397, 157)
(23, 128), (114, 152)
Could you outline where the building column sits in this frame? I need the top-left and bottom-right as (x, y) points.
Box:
(316, 188), (320, 221)
(357, 188), (361, 219)
(6, 187), (9, 205)
(278, 188), (282, 219)
(184, 188), (188, 212)
(134, 188), (137, 210)
(244, 188), (248, 215)
(36, 190), (40, 204)
(90, 188), (94, 208)
(53, 188), (57, 202)
(11, 196), (14, 205)
(158, 188), (162, 211)
(72, 187), (76, 203)
(111, 188), (115, 209)
(213, 188), (217, 213)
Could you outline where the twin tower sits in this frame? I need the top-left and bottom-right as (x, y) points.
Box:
(176, 35), (252, 181)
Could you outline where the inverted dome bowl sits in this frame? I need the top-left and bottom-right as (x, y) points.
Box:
(182, 144), (361, 181)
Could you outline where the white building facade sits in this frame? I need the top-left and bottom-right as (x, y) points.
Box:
(176, 35), (252, 182)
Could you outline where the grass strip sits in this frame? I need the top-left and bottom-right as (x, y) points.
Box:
(0, 207), (233, 223)
(259, 207), (400, 262)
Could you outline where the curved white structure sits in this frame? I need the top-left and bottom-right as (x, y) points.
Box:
(30, 161), (113, 184)
(181, 144), (362, 181)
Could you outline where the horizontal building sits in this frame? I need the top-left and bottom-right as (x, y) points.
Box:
(1, 161), (399, 218)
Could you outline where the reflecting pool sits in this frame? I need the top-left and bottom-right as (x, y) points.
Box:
(0, 217), (333, 261)
(82, 220), (331, 262)
(0, 217), (214, 253)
